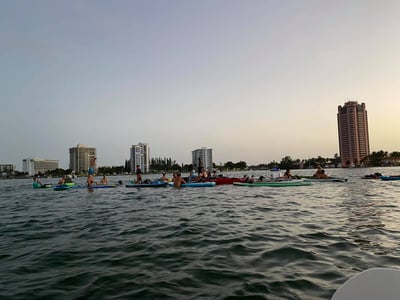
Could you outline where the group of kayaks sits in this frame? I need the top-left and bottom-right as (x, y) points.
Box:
(33, 182), (118, 191)
(32, 175), (354, 191)
(125, 181), (216, 188)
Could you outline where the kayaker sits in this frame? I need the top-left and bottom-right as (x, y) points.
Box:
(249, 175), (255, 183)
(160, 172), (168, 182)
(100, 174), (109, 185)
(135, 165), (142, 183)
(58, 176), (66, 185)
(313, 165), (323, 177)
(318, 169), (328, 179)
(173, 172), (186, 188)
(283, 169), (293, 178)
(33, 177), (42, 188)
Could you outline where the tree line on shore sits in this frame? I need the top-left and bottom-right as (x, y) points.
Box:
(4, 150), (399, 178)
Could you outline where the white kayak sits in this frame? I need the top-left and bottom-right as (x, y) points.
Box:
(331, 268), (400, 300)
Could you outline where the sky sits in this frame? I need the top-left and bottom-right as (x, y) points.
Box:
(1, 0), (400, 169)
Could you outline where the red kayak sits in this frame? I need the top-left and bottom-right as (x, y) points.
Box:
(209, 177), (245, 185)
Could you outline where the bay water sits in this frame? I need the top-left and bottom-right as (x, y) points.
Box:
(1, 167), (400, 299)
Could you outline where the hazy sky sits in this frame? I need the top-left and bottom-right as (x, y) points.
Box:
(1, 0), (400, 169)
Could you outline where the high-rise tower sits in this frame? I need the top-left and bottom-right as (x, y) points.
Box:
(69, 144), (97, 174)
(192, 147), (213, 171)
(130, 143), (150, 173)
(337, 101), (370, 167)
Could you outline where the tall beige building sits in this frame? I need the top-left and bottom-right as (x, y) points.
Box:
(69, 144), (96, 174)
(337, 101), (370, 167)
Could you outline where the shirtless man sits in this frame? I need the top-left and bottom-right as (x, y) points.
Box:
(313, 165), (323, 178)
(160, 172), (168, 182)
(100, 174), (108, 185)
(87, 174), (96, 187)
(173, 172), (186, 188)
(58, 176), (66, 185)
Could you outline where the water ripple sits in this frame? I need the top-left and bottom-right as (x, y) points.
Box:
(2, 170), (400, 299)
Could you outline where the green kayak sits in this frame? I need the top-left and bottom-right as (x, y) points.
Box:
(233, 180), (312, 187)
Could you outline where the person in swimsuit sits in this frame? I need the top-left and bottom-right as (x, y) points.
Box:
(100, 174), (109, 185)
(88, 157), (96, 175)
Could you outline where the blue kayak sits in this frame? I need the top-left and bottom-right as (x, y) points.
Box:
(53, 185), (72, 191)
(54, 184), (116, 190)
(87, 184), (116, 189)
(168, 182), (216, 187)
(126, 181), (168, 188)
(380, 176), (400, 181)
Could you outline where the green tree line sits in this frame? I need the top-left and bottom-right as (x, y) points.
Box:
(18, 150), (400, 178)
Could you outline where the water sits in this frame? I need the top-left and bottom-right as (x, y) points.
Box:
(1, 167), (400, 299)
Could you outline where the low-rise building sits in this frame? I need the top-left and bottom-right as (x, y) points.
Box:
(0, 164), (16, 174)
(22, 157), (59, 176)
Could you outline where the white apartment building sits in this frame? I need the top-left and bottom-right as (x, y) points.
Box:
(192, 147), (213, 171)
(130, 143), (150, 173)
(0, 164), (16, 173)
(22, 157), (59, 176)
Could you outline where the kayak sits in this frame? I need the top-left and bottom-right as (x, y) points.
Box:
(33, 184), (52, 189)
(34, 181), (76, 188)
(208, 177), (244, 185)
(53, 185), (72, 191)
(168, 182), (216, 187)
(233, 180), (312, 187)
(126, 181), (168, 188)
(304, 177), (347, 182)
(380, 176), (400, 181)
(299, 176), (347, 182)
(362, 173), (383, 179)
(54, 184), (115, 190)
(87, 184), (116, 189)
(331, 268), (400, 300)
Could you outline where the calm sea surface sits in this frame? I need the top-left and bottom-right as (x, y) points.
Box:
(1, 167), (400, 299)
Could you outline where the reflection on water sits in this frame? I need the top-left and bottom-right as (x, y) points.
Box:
(338, 173), (400, 255)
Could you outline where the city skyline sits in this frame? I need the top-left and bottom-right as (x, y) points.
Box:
(1, 1), (400, 169)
